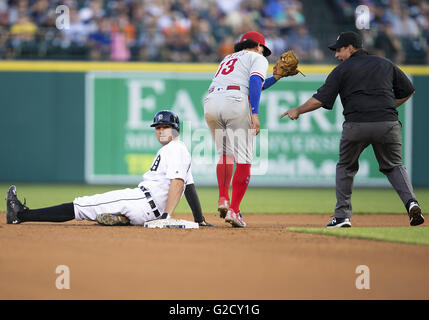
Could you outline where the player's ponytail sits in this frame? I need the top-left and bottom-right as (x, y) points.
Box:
(234, 39), (259, 53)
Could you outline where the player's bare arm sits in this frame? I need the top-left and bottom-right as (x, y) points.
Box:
(395, 91), (415, 107)
(280, 97), (323, 120)
(164, 178), (185, 216)
(251, 113), (260, 135)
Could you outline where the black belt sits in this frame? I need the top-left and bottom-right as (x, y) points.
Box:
(140, 186), (160, 218)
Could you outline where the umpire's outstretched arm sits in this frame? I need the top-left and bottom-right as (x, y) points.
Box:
(280, 97), (324, 120)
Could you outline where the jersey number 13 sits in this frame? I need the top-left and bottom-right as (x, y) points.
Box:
(215, 58), (238, 77)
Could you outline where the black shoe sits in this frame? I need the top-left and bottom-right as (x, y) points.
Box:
(326, 216), (351, 228)
(198, 220), (214, 227)
(6, 185), (27, 224)
(408, 201), (424, 226)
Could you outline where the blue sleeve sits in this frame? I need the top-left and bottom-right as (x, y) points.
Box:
(262, 76), (277, 90)
(249, 74), (263, 114)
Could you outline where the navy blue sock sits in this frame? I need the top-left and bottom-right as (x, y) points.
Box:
(18, 202), (75, 222)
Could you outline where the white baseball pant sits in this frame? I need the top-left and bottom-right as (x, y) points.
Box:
(204, 89), (254, 164)
(73, 187), (159, 225)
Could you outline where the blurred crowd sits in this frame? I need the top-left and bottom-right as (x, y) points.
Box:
(333, 0), (429, 64)
(0, 0), (427, 64)
(0, 0), (324, 63)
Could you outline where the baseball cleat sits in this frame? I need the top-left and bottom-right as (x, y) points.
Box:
(218, 197), (230, 218)
(225, 208), (246, 228)
(326, 216), (351, 228)
(408, 202), (424, 226)
(96, 213), (130, 226)
(6, 185), (27, 224)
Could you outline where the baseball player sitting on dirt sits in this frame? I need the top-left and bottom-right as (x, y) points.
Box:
(5, 110), (212, 227)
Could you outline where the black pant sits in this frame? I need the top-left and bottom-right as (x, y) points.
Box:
(335, 121), (415, 218)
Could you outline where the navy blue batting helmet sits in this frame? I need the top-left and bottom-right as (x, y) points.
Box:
(150, 110), (180, 132)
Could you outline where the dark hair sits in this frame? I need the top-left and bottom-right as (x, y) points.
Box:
(234, 39), (259, 53)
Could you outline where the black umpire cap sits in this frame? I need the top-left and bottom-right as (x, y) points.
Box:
(328, 31), (363, 51)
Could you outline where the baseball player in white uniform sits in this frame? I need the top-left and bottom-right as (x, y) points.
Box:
(6, 110), (212, 227)
(204, 31), (282, 227)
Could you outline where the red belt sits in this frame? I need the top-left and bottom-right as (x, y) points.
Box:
(209, 85), (241, 93)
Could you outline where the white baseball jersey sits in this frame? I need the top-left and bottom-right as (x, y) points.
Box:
(74, 139), (192, 225)
(209, 50), (269, 91)
(138, 139), (193, 211)
(204, 50), (269, 163)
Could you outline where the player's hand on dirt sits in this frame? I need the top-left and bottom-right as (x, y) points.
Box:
(251, 113), (260, 135)
(280, 108), (300, 120)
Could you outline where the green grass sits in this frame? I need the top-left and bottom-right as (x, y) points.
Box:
(286, 227), (429, 246)
(0, 184), (428, 215)
(179, 187), (428, 214)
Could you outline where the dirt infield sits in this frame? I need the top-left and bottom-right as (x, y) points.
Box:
(1, 213), (428, 300)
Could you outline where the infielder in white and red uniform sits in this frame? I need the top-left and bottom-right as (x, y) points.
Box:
(204, 31), (283, 227)
(6, 110), (212, 227)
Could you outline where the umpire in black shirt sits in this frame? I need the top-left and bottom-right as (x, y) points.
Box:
(280, 31), (424, 228)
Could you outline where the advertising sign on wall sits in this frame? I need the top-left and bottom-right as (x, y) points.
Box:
(85, 72), (411, 186)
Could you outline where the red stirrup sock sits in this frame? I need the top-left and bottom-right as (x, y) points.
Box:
(230, 163), (251, 213)
(216, 155), (234, 200)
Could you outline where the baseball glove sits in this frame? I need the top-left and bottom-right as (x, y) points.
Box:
(273, 50), (305, 78)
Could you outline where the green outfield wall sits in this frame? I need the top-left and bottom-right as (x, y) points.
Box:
(0, 71), (85, 182)
(0, 62), (428, 187)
